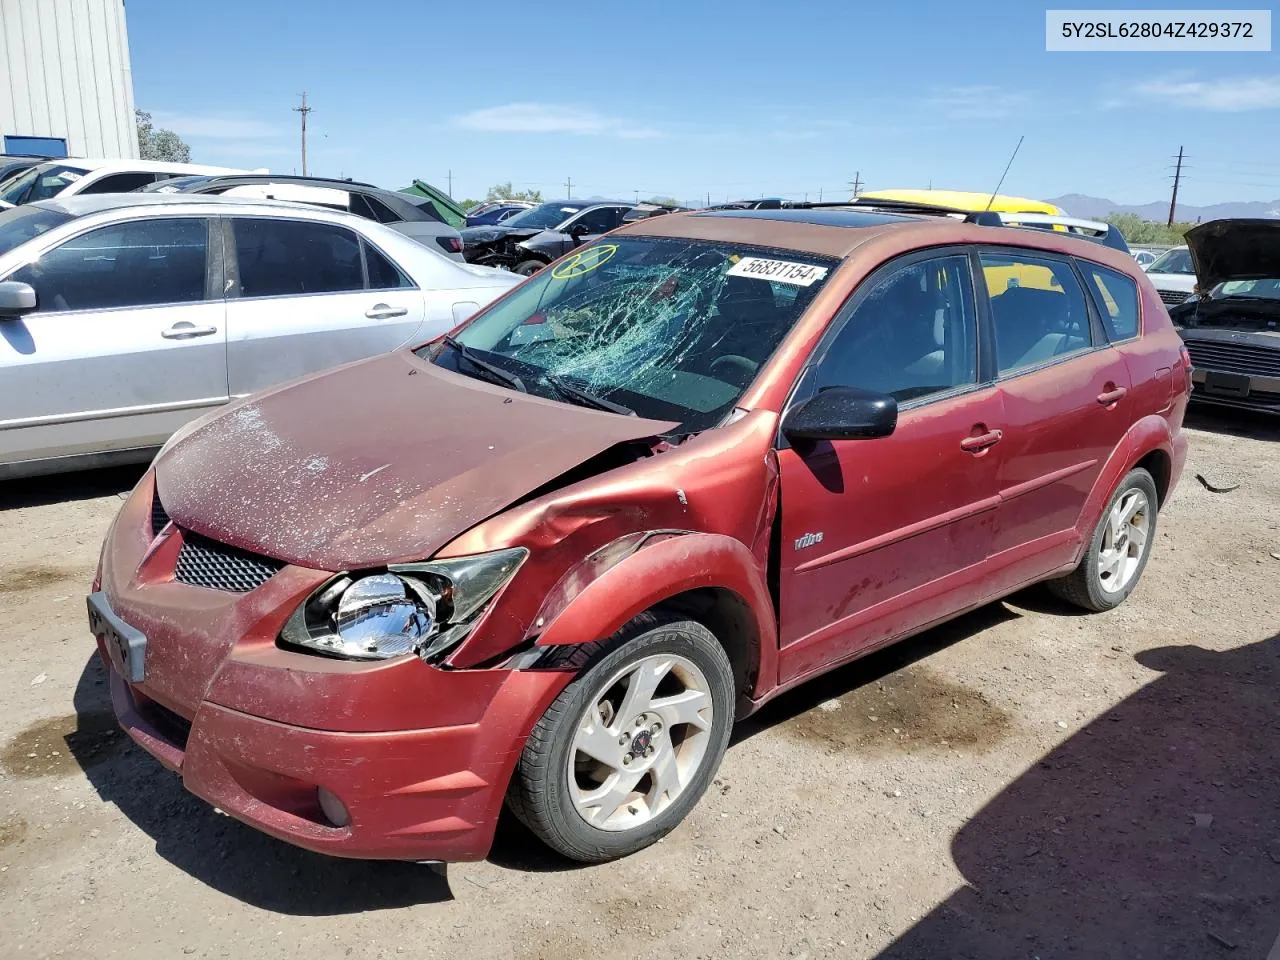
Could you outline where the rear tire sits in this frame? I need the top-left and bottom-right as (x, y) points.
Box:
(514, 259), (545, 277)
(506, 613), (735, 863)
(1049, 467), (1158, 612)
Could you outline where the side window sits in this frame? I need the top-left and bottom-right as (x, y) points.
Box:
(815, 255), (978, 403)
(78, 172), (160, 194)
(1083, 263), (1140, 341)
(364, 240), (414, 290)
(572, 207), (622, 234)
(9, 218), (208, 312)
(363, 196), (405, 225)
(233, 218), (364, 298)
(981, 254), (1093, 375)
(349, 193), (402, 224)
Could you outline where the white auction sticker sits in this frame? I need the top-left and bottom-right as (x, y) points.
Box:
(726, 257), (829, 287)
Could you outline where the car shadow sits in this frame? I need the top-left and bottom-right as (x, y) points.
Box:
(732, 600), (1023, 743)
(1185, 404), (1280, 442)
(875, 632), (1280, 959)
(1, 464), (146, 511)
(67, 654), (453, 915)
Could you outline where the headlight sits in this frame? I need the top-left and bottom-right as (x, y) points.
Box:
(278, 547), (528, 662)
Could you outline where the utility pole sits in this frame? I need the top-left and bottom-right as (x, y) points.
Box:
(706, 190), (711, 207)
(818, 187), (823, 202)
(1168, 145), (1185, 226)
(634, 189), (640, 203)
(848, 171), (863, 199)
(447, 169), (453, 198)
(565, 176), (573, 199)
(293, 92), (312, 176)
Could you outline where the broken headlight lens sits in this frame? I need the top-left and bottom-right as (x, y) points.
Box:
(279, 547), (528, 662)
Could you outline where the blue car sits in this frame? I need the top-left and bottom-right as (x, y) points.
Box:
(465, 202), (533, 227)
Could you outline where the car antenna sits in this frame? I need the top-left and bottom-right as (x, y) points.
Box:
(984, 135), (1025, 211)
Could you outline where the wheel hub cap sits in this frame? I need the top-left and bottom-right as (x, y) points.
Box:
(567, 653), (714, 832)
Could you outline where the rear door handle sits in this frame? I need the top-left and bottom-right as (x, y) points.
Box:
(1097, 386), (1128, 405)
(960, 429), (1003, 453)
(365, 303), (408, 320)
(161, 323), (218, 340)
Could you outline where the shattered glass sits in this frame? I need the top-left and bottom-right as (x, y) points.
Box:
(424, 237), (837, 432)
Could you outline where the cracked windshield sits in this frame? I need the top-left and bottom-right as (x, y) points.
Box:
(424, 235), (836, 431)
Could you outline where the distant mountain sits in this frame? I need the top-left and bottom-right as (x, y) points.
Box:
(1048, 193), (1280, 222)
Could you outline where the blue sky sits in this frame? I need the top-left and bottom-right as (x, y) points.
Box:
(126, 0), (1280, 207)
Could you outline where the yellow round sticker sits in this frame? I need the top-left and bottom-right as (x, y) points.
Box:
(551, 243), (618, 279)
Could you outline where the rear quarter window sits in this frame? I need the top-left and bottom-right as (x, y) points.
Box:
(1083, 264), (1140, 341)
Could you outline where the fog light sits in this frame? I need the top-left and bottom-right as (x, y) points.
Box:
(317, 786), (350, 827)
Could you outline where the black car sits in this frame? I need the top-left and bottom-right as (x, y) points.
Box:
(461, 200), (632, 274)
(138, 173), (466, 260)
(1168, 219), (1280, 414)
(621, 201), (693, 223)
(0, 155), (46, 189)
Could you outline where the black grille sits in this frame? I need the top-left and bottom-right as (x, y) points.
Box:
(174, 530), (285, 593)
(1186, 340), (1280, 378)
(150, 493), (170, 536)
(1157, 288), (1190, 306)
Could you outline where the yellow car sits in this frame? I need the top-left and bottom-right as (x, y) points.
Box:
(858, 188), (1064, 216)
(860, 189), (1067, 295)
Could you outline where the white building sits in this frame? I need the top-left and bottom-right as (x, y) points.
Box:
(0, 0), (137, 159)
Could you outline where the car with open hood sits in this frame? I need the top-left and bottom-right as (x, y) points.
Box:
(460, 200), (632, 274)
(1168, 219), (1280, 414)
(88, 204), (1189, 866)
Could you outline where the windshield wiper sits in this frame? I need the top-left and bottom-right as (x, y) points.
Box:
(442, 335), (526, 392)
(542, 373), (636, 416)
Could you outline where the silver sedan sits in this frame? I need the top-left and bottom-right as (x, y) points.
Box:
(0, 194), (521, 479)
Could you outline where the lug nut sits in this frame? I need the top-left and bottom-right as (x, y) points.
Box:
(645, 746), (655, 757)
(635, 717), (645, 728)
(622, 755), (632, 766)
(650, 722), (662, 734)
(618, 735), (628, 745)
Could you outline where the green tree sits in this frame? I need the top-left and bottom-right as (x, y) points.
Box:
(485, 181), (543, 203)
(646, 195), (680, 207)
(135, 110), (191, 163)
(1103, 212), (1192, 245)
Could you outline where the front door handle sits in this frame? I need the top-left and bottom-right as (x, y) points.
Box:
(1097, 386), (1128, 405)
(960, 429), (1003, 453)
(365, 303), (408, 320)
(161, 322), (218, 340)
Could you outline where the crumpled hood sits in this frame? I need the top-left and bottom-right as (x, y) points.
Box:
(461, 224), (541, 247)
(155, 351), (674, 571)
(1186, 219), (1280, 289)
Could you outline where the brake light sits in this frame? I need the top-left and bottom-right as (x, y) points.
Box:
(1179, 345), (1194, 392)
(439, 236), (463, 253)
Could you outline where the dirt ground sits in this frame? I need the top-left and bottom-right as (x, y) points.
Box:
(1, 406), (1277, 960)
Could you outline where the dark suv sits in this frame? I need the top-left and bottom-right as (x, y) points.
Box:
(140, 174), (466, 260)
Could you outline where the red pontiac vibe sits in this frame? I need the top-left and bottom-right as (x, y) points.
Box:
(88, 207), (1190, 864)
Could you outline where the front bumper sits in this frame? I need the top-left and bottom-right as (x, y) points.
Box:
(89, 471), (573, 861)
(1183, 329), (1280, 414)
(95, 638), (567, 860)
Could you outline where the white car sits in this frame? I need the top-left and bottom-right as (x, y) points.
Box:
(1144, 245), (1197, 306)
(0, 158), (248, 209)
(1130, 249), (1158, 268)
(0, 194), (521, 479)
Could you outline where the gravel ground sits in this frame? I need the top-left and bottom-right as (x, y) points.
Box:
(0, 406), (1276, 960)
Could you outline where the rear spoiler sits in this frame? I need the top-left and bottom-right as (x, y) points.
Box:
(964, 211), (1131, 254)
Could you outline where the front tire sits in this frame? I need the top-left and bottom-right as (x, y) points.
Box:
(514, 259), (545, 277)
(1049, 467), (1158, 612)
(507, 613), (735, 863)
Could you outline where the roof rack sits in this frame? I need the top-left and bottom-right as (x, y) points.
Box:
(963, 211), (1130, 253)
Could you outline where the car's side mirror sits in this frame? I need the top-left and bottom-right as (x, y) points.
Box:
(782, 386), (897, 442)
(0, 281), (37, 319)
